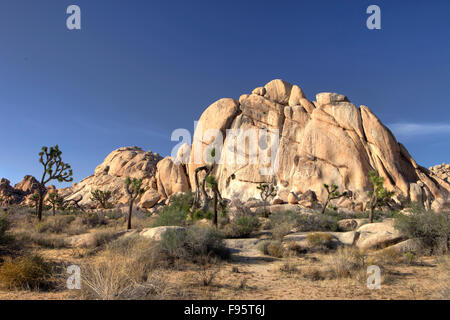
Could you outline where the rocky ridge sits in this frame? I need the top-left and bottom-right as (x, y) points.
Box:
(2, 80), (449, 212)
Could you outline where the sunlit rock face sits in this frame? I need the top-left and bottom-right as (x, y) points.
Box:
(187, 79), (449, 212)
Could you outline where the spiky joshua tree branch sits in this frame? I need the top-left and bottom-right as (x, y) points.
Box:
(37, 145), (73, 221)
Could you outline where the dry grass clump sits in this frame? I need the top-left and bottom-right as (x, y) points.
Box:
(300, 266), (327, 281)
(0, 214), (13, 244)
(222, 215), (260, 238)
(371, 248), (418, 266)
(17, 231), (67, 248)
(0, 254), (53, 290)
(257, 240), (284, 258)
(79, 236), (168, 300)
(279, 261), (299, 274)
(306, 232), (334, 248)
(88, 230), (120, 248)
(433, 255), (450, 299)
(325, 247), (366, 279)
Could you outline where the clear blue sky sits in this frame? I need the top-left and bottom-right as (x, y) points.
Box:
(0, 0), (449, 187)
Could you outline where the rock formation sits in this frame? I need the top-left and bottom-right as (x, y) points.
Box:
(0, 176), (53, 206)
(59, 146), (163, 209)
(3, 80), (448, 213)
(429, 163), (450, 183)
(185, 79), (450, 212)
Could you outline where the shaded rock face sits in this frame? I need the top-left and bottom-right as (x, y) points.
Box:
(0, 178), (23, 205)
(14, 175), (40, 195)
(186, 79), (450, 211)
(59, 147), (163, 209)
(0, 176), (50, 206)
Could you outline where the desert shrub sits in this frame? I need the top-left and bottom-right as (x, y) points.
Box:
(394, 210), (449, 254)
(160, 225), (229, 261)
(257, 240), (284, 258)
(80, 238), (167, 300)
(325, 247), (366, 279)
(17, 231), (67, 248)
(434, 255), (450, 299)
(0, 254), (53, 290)
(268, 211), (339, 234)
(81, 212), (108, 228)
(0, 214), (12, 244)
(306, 232), (334, 249)
(297, 214), (339, 232)
(372, 247), (403, 265)
(160, 228), (187, 258)
(35, 215), (76, 234)
(268, 211), (300, 240)
(223, 215), (260, 238)
(185, 225), (228, 258)
(300, 266), (326, 281)
(279, 261), (299, 274)
(193, 210), (214, 221)
(153, 193), (193, 227)
(89, 230), (119, 248)
(272, 222), (293, 240)
(104, 210), (123, 220)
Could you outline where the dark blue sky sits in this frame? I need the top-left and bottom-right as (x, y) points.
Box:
(0, 0), (449, 187)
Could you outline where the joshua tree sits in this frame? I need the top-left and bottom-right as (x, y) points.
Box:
(367, 171), (395, 223)
(205, 175), (221, 227)
(37, 145), (73, 221)
(125, 177), (144, 230)
(321, 184), (349, 214)
(90, 189), (112, 209)
(47, 192), (64, 216)
(191, 148), (225, 218)
(257, 183), (277, 217)
(30, 193), (40, 216)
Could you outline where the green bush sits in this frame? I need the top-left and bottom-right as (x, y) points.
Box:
(268, 211), (339, 234)
(153, 193), (193, 227)
(193, 210), (214, 221)
(394, 210), (449, 254)
(160, 228), (187, 258)
(160, 225), (229, 261)
(185, 225), (228, 259)
(223, 215), (260, 238)
(0, 254), (53, 290)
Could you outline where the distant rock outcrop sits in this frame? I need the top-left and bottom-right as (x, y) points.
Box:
(429, 163), (450, 183)
(59, 147), (163, 209)
(0, 175), (56, 206)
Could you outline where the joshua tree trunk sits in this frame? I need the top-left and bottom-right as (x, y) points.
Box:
(193, 165), (214, 213)
(321, 199), (329, 214)
(213, 192), (218, 228)
(52, 205), (56, 216)
(37, 189), (44, 221)
(369, 195), (377, 223)
(127, 198), (134, 230)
